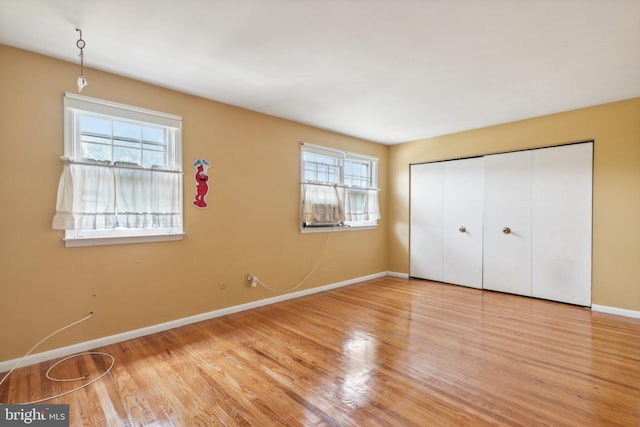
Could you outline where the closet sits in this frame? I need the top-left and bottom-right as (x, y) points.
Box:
(482, 150), (532, 296)
(410, 142), (593, 306)
(410, 156), (484, 288)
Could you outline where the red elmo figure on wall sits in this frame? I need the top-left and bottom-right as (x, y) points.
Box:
(193, 164), (209, 208)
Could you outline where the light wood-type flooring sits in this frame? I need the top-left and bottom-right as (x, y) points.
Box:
(1, 277), (639, 426)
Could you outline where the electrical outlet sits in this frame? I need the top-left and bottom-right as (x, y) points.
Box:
(247, 274), (258, 287)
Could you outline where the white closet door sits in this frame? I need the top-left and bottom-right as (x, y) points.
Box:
(410, 162), (444, 281)
(483, 151), (532, 296)
(532, 143), (593, 306)
(443, 157), (484, 288)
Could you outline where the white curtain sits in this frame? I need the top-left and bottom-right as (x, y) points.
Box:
(301, 184), (380, 226)
(52, 162), (181, 231)
(301, 183), (344, 225)
(344, 188), (380, 223)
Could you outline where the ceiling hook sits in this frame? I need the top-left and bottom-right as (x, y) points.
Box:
(75, 28), (86, 50)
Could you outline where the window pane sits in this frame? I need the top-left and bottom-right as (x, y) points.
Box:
(113, 121), (141, 141)
(82, 142), (111, 161)
(114, 146), (141, 165)
(143, 126), (166, 145)
(305, 153), (340, 184)
(345, 160), (367, 187)
(304, 167), (316, 181)
(143, 151), (167, 168)
(80, 115), (111, 135)
(77, 116), (172, 167)
(317, 164), (328, 182)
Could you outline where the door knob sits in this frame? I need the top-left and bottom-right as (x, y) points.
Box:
(459, 226), (466, 233)
(503, 227), (511, 234)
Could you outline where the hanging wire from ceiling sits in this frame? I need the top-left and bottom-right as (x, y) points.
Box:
(75, 28), (87, 92)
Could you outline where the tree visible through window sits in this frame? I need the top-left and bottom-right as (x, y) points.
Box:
(80, 115), (169, 168)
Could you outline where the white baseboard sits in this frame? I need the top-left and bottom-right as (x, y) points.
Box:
(0, 271), (388, 372)
(387, 271), (409, 279)
(591, 304), (640, 319)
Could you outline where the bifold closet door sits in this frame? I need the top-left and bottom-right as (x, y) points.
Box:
(410, 158), (483, 287)
(412, 144), (592, 305)
(483, 150), (532, 296)
(410, 162), (444, 281)
(443, 157), (484, 288)
(532, 142), (593, 306)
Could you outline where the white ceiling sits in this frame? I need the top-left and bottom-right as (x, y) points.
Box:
(1, 0), (639, 144)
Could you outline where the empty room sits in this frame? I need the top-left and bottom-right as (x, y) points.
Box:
(0, 1), (639, 426)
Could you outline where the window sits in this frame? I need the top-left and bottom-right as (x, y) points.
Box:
(52, 93), (183, 247)
(301, 142), (380, 230)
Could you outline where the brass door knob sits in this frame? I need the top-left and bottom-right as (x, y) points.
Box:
(459, 226), (466, 233)
(503, 227), (511, 234)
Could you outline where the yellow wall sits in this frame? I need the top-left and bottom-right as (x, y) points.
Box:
(0, 45), (389, 361)
(389, 97), (640, 311)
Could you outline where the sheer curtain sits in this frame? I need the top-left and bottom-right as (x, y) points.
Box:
(343, 188), (380, 223)
(301, 184), (380, 226)
(52, 162), (182, 231)
(301, 183), (344, 225)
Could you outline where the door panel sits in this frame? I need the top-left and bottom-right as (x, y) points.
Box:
(483, 151), (532, 296)
(410, 162), (444, 281)
(532, 143), (593, 306)
(443, 157), (484, 288)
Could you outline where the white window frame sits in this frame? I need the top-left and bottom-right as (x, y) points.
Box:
(59, 93), (184, 247)
(300, 142), (380, 233)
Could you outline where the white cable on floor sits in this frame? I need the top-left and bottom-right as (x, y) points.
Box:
(254, 228), (333, 293)
(0, 312), (115, 404)
(25, 352), (114, 405)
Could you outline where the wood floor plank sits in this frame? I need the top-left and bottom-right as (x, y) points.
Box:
(1, 277), (639, 426)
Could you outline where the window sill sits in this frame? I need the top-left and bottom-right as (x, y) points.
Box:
(63, 233), (184, 247)
(299, 225), (377, 234)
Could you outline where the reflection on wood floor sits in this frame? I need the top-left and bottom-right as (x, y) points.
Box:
(2, 276), (639, 426)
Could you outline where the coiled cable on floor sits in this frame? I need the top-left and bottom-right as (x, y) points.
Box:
(0, 312), (115, 404)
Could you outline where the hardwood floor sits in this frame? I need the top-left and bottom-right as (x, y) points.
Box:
(2, 277), (639, 426)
